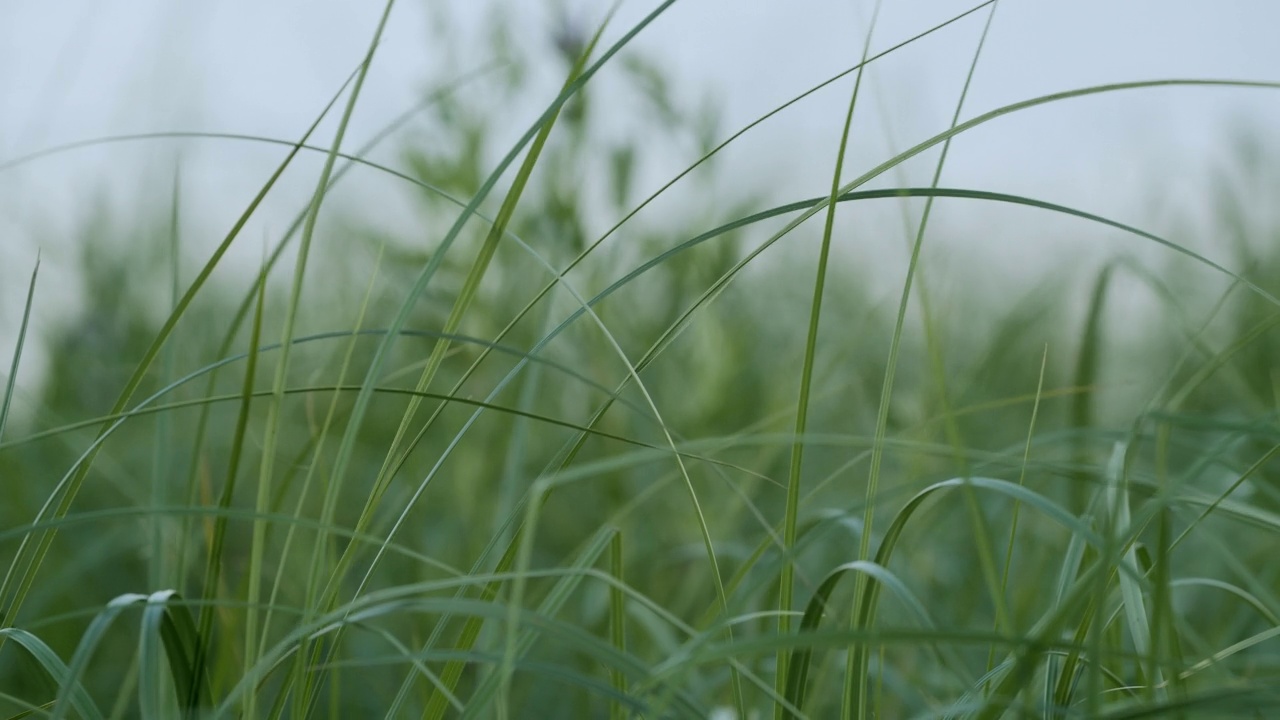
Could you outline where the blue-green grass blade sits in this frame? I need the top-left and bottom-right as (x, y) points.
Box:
(51, 593), (150, 720)
(0, 627), (102, 720)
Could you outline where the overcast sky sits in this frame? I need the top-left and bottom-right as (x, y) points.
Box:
(2, 0), (1279, 394)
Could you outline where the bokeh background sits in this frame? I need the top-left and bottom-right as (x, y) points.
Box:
(3, 1), (1280, 717)
(4, 1), (1279, 369)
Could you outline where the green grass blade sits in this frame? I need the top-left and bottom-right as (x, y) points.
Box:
(139, 591), (206, 720)
(52, 593), (150, 720)
(0, 65), (360, 642)
(0, 254), (38, 445)
(189, 252), (269, 715)
(328, 15), (605, 717)
(240, 4), (398, 717)
(777, 5), (880, 716)
(784, 560), (934, 716)
(0, 627), (103, 720)
(463, 527), (617, 717)
(852, 5), (1004, 716)
(608, 531), (627, 720)
(1104, 444), (1161, 699)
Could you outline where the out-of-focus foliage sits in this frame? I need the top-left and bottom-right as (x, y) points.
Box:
(1, 4), (1279, 718)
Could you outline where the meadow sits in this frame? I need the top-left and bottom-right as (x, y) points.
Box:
(2, 1), (1280, 717)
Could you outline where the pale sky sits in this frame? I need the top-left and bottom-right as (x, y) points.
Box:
(1, 0), (1278, 398)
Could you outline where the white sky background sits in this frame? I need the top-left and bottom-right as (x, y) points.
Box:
(1, 0), (1279, 399)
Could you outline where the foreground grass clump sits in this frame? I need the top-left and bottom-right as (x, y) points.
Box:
(3, 2), (1280, 717)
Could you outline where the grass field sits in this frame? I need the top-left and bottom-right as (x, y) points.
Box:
(3, 1), (1280, 717)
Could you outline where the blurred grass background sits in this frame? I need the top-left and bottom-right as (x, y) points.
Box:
(2, 1), (1280, 718)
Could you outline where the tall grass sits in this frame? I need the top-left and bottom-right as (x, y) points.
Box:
(3, 1), (1280, 718)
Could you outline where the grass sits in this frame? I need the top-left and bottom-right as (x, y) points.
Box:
(3, 1), (1280, 717)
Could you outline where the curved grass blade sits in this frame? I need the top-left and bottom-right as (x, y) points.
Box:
(139, 591), (207, 720)
(1169, 577), (1279, 626)
(1097, 686), (1280, 719)
(45, 591), (206, 720)
(0, 325), (659, 453)
(839, 476), (1111, 717)
(0, 63), (362, 646)
(783, 560), (934, 717)
(212, 580), (706, 720)
(852, 5), (1005, 717)
(52, 594), (149, 720)
(390, 172), (1268, 718)
(300, 13), (643, 714)
(359, 23), (1014, 709)
(0, 627), (102, 720)
(310, 0), (683, 643)
(7, 181), (1256, 565)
